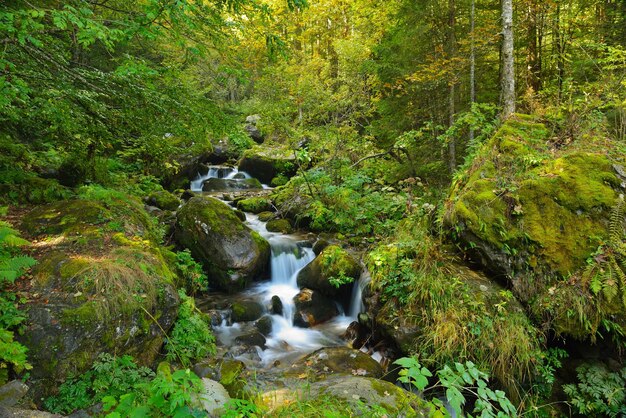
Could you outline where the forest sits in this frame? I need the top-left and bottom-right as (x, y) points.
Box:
(0, 0), (625, 416)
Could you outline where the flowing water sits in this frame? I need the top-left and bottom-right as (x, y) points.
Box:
(192, 166), (365, 367)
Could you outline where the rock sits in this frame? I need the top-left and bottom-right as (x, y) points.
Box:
(19, 197), (180, 399)
(245, 114), (261, 125)
(245, 124), (264, 144)
(257, 211), (275, 222)
(287, 347), (383, 380)
(444, 116), (625, 341)
(202, 178), (263, 192)
(254, 315), (273, 336)
(145, 190), (181, 211)
(266, 219), (293, 234)
(181, 189), (196, 201)
(0, 405), (63, 417)
(293, 289), (339, 327)
(234, 331), (266, 349)
(238, 147), (297, 185)
(0, 380), (28, 407)
(174, 197), (270, 291)
(192, 361), (220, 379)
(296, 245), (361, 300)
(236, 197), (273, 214)
(312, 239), (330, 255)
(341, 321), (369, 349)
(219, 360), (246, 398)
(231, 300), (264, 322)
(233, 209), (246, 222)
(196, 378), (231, 417)
(269, 295), (283, 315)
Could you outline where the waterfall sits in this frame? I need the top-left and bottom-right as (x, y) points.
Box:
(348, 271), (371, 319)
(189, 166), (250, 192)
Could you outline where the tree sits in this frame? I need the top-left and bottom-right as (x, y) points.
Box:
(501, 0), (515, 118)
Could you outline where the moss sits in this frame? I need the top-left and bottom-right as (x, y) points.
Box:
(257, 211), (275, 222)
(61, 302), (101, 325)
(147, 190), (181, 211)
(236, 197), (272, 214)
(266, 218), (293, 234)
(22, 199), (107, 237)
(220, 360), (246, 398)
(319, 245), (361, 281)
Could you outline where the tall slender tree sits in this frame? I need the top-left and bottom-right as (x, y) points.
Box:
(501, 0), (515, 117)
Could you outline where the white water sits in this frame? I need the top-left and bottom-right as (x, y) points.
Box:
(194, 167), (366, 365)
(190, 165), (272, 192)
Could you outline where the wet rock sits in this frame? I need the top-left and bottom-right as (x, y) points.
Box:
(293, 289), (339, 327)
(231, 300), (264, 322)
(270, 295), (283, 315)
(233, 209), (246, 222)
(219, 360), (246, 398)
(181, 189), (196, 201)
(202, 178), (262, 192)
(341, 321), (370, 349)
(0, 380), (29, 407)
(192, 360), (220, 379)
(257, 211), (275, 222)
(234, 331), (267, 349)
(237, 197), (273, 214)
(174, 196), (270, 291)
(245, 124), (264, 144)
(254, 315), (273, 336)
(312, 239), (330, 255)
(287, 347), (383, 380)
(296, 245), (361, 300)
(266, 219), (293, 234)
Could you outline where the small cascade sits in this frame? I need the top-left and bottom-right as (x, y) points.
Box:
(190, 165), (251, 192)
(348, 271), (371, 319)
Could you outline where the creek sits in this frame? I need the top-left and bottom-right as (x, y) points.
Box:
(190, 166), (367, 369)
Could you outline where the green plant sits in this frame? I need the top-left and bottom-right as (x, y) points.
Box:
(103, 364), (205, 417)
(563, 362), (626, 417)
(222, 398), (261, 418)
(165, 291), (216, 367)
(175, 250), (208, 294)
(0, 213), (35, 384)
(395, 356), (517, 417)
(44, 353), (155, 414)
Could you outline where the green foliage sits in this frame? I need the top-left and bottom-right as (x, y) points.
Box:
(102, 365), (205, 418)
(44, 353), (155, 415)
(175, 250), (208, 295)
(0, 215), (35, 384)
(222, 398), (262, 418)
(394, 356), (517, 418)
(563, 363), (626, 417)
(165, 291), (216, 367)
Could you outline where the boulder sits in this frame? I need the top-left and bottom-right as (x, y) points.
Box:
(254, 315), (273, 336)
(238, 146), (297, 185)
(296, 245), (361, 300)
(234, 331), (267, 349)
(19, 196), (180, 398)
(231, 300), (264, 322)
(257, 211), (275, 222)
(201, 178), (262, 192)
(286, 347), (383, 380)
(269, 295), (283, 315)
(266, 219), (293, 234)
(293, 289), (339, 327)
(0, 381), (29, 407)
(245, 124), (264, 144)
(196, 378), (231, 417)
(145, 190), (181, 211)
(245, 114), (261, 125)
(236, 197), (273, 214)
(444, 115), (626, 341)
(174, 197), (270, 291)
(312, 238), (330, 255)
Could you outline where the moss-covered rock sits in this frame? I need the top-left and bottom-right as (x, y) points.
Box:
(296, 245), (361, 300)
(257, 211), (275, 222)
(444, 115), (625, 341)
(174, 196), (270, 291)
(265, 218), (293, 234)
(238, 146), (297, 185)
(17, 195), (180, 399)
(146, 190), (181, 211)
(231, 300), (264, 322)
(286, 347), (383, 381)
(201, 178), (262, 192)
(236, 197), (272, 214)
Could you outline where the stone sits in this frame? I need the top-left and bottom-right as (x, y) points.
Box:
(266, 219), (293, 234)
(287, 347), (383, 380)
(293, 289), (339, 327)
(196, 379), (231, 417)
(245, 124), (264, 144)
(145, 190), (181, 211)
(174, 197), (270, 291)
(269, 295), (283, 315)
(231, 300), (264, 322)
(238, 147), (297, 185)
(312, 239), (330, 255)
(254, 315), (273, 336)
(201, 178), (263, 192)
(234, 331), (267, 349)
(0, 381), (29, 407)
(245, 114), (261, 125)
(296, 245), (361, 300)
(236, 197), (273, 214)
(257, 211), (275, 222)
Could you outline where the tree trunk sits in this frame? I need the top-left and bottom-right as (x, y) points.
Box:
(501, 0), (515, 118)
(469, 0), (476, 143)
(448, 0), (457, 172)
